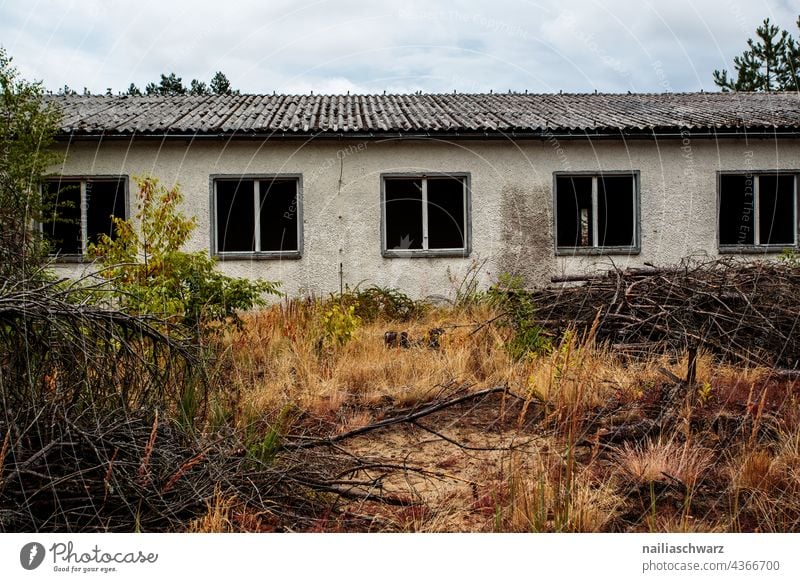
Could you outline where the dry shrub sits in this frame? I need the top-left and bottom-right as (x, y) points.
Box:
(614, 438), (713, 489)
(186, 487), (238, 533)
(733, 449), (777, 493)
(221, 301), (527, 428)
(501, 451), (621, 532)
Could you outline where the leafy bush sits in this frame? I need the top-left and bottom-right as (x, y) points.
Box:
(90, 176), (280, 330)
(488, 272), (551, 359)
(0, 47), (63, 280)
(339, 285), (426, 322)
(321, 302), (361, 346)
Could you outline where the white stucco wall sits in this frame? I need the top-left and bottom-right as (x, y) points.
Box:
(51, 135), (800, 298)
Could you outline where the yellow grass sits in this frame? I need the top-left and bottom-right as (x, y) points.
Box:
(205, 300), (800, 532)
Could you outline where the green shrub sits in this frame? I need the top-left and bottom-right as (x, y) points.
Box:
(489, 272), (551, 359)
(339, 285), (426, 322)
(90, 176), (280, 330)
(321, 302), (361, 346)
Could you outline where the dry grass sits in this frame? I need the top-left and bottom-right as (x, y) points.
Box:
(501, 450), (622, 532)
(218, 301), (527, 427)
(614, 438), (713, 489)
(205, 298), (800, 532)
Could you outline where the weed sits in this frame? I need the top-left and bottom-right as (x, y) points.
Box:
(321, 302), (361, 346)
(488, 272), (551, 360)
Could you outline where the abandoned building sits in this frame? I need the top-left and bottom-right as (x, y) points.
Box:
(46, 92), (800, 297)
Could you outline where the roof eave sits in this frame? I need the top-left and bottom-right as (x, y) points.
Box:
(53, 126), (800, 141)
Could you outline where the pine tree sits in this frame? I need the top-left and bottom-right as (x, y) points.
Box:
(189, 79), (207, 95)
(209, 72), (237, 95)
(145, 73), (187, 96)
(714, 17), (800, 91)
(126, 83), (142, 96)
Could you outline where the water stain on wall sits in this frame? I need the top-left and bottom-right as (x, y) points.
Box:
(498, 183), (554, 288)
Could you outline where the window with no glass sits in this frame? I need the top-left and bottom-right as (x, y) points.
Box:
(555, 173), (638, 252)
(382, 174), (469, 256)
(214, 177), (301, 257)
(42, 177), (127, 256)
(718, 173), (797, 248)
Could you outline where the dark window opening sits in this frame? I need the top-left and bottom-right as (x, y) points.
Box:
(427, 177), (465, 249)
(555, 174), (636, 250)
(719, 175), (755, 246)
(86, 179), (126, 245)
(43, 178), (126, 255)
(383, 175), (468, 254)
(598, 176), (635, 247)
(555, 176), (592, 247)
(215, 177), (301, 255)
(216, 180), (256, 252)
(385, 179), (423, 250)
(43, 180), (81, 255)
(759, 175), (794, 245)
(719, 173), (795, 247)
(259, 179), (299, 252)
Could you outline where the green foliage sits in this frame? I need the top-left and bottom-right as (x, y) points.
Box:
(696, 381), (714, 407)
(0, 47), (63, 280)
(247, 426), (282, 466)
(321, 302), (360, 346)
(209, 72), (237, 95)
(145, 73), (187, 96)
(780, 247), (799, 266)
(489, 272), (551, 359)
(714, 16), (800, 91)
(127, 71), (238, 97)
(448, 258), (489, 307)
(338, 284), (426, 322)
(90, 176), (279, 329)
(126, 82), (142, 96)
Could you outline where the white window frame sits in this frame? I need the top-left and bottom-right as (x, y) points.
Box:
(211, 174), (303, 260)
(717, 172), (799, 252)
(42, 176), (128, 260)
(553, 171), (640, 255)
(380, 173), (471, 258)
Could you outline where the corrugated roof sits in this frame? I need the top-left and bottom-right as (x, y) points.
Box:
(49, 92), (800, 136)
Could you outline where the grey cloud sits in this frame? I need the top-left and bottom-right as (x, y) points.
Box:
(0, 0), (797, 94)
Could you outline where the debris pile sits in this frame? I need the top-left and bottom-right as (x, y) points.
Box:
(533, 258), (800, 367)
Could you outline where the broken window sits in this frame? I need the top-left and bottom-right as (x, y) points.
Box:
(214, 177), (300, 255)
(719, 173), (796, 247)
(383, 175), (468, 255)
(555, 173), (637, 250)
(42, 178), (126, 256)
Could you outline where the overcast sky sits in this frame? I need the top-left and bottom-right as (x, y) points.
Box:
(0, 0), (798, 95)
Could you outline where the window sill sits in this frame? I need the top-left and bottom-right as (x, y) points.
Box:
(718, 245), (796, 254)
(555, 247), (641, 257)
(49, 254), (91, 263)
(215, 251), (302, 261)
(382, 249), (471, 259)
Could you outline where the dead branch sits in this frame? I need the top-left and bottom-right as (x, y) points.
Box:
(282, 386), (508, 450)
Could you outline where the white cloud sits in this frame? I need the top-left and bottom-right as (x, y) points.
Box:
(0, 0), (797, 94)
